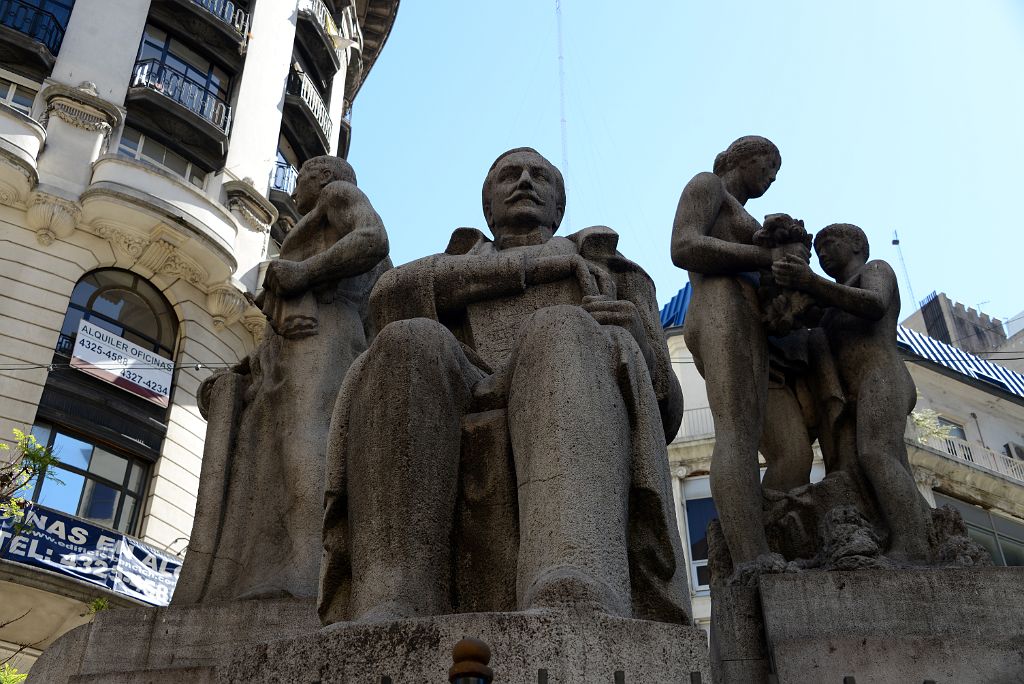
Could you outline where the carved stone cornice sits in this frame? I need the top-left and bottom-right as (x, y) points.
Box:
(26, 191), (81, 245)
(206, 282), (248, 329)
(87, 222), (208, 288)
(39, 82), (124, 153)
(223, 179), (278, 233)
(241, 305), (268, 340)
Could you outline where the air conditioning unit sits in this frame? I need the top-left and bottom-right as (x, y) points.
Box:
(1004, 442), (1024, 461)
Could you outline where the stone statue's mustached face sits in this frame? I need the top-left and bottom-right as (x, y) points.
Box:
(485, 151), (563, 234)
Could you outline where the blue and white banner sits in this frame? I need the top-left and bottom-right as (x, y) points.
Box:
(0, 504), (180, 605)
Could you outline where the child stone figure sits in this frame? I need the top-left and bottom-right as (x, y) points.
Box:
(773, 223), (931, 561)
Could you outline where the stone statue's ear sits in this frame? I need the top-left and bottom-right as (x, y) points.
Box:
(482, 201), (492, 225)
(553, 204), (565, 231)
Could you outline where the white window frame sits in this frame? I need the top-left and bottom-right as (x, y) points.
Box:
(117, 126), (208, 190)
(681, 476), (713, 593)
(0, 68), (41, 116)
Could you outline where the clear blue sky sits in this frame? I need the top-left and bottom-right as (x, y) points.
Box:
(348, 1), (1022, 325)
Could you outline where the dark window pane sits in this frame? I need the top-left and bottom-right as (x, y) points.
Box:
(52, 432), (91, 470)
(117, 495), (138, 533)
(686, 497), (718, 561)
(127, 463), (143, 493)
(999, 536), (1024, 567)
(79, 479), (120, 528)
(59, 307), (84, 338)
(12, 87), (35, 111)
(36, 467), (85, 515)
(31, 422), (52, 448)
(992, 513), (1024, 540)
(89, 448), (128, 484)
(696, 564), (711, 587)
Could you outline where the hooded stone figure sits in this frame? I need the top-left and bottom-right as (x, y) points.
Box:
(172, 156), (390, 604)
(319, 147), (690, 626)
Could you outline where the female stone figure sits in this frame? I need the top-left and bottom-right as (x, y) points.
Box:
(670, 136), (808, 577)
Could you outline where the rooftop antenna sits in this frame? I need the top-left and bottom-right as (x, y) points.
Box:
(891, 230), (918, 306)
(555, 0), (570, 230)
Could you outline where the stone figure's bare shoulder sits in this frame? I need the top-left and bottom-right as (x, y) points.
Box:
(862, 259), (897, 281)
(319, 179), (373, 212)
(681, 171), (727, 203)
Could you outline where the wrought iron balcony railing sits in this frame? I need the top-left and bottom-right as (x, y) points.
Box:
(191, 0), (250, 40)
(0, 0), (67, 55)
(131, 59), (232, 134)
(287, 69), (332, 143)
(270, 160), (297, 195)
(297, 0), (343, 61)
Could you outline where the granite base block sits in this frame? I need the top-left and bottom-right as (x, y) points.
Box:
(712, 566), (1024, 684)
(29, 597), (319, 684)
(227, 609), (710, 683)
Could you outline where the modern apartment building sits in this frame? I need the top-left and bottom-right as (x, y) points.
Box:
(660, 284), (1024, 631)
(0, 0), (398, 670)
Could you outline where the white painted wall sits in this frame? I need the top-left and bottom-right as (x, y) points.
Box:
(51, 0), (153, 102)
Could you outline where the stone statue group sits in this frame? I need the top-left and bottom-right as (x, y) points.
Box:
(172, 137), (987, 628)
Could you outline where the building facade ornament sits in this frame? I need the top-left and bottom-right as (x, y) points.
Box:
(39, 82), (124, 155)
(206, 282), (248, 329)
(93, 222), (148, 259)
(223, 179), (278, 233)
(26, 191), (82, 245)
(86, 222), (208, 288)
(241, 306), (268, 339)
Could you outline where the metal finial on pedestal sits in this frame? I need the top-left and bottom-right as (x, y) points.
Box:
(448, 637), (493, 683)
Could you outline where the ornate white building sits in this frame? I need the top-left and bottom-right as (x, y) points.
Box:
(0, 0), (398, 670)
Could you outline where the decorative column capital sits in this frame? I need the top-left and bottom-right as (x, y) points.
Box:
(207, 283), (249, 330)
(26, 191), (81, 245)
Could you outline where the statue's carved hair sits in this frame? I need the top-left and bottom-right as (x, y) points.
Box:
(303, 155), (357, 185)
(713, 136), (780, 176)
(482, 147), (566, 231)
(814, 223), (870, 260)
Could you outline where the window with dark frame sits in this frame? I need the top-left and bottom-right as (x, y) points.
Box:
(19, 422), (149, 534)
(685, 497), (717, 591)
(934, 492), (1024, 567)
(57, 269), (177, 361)
(137, 24), (230, 102)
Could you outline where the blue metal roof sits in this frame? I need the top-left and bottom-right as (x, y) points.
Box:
(896, 326), (1024, 400)
(660, 283), (691, 328)
(659, 285), (1024, 401)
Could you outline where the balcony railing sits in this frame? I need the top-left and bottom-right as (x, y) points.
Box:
(131, 59), (232, 134)
(0, 0), (66, 55)
(911, 427), (1024, 484)
(673, 407), (715, 443)
(287, 69), (332, 143)
(298, 0), (343, 62)
(270, 160), (297, 195)
(191, 0), (250, 40)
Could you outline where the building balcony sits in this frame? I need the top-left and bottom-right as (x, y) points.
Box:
(268, 159), (299, 223)
(912, 429), (1024, 485)
(282, 70), (332, 160)
(126, 59), (232, 171)
(0, 0), (67, 79)
(147, 0), (250, 70)
(0, 99), (44, 207)
(296, 0), (344, 84)
(672, 407), (715, 443)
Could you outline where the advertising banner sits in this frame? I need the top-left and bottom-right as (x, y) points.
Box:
(0, 504), (180, 605)
(70, 319), (173, 407)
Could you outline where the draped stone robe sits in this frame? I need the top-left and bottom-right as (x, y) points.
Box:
(319, 225), (690, 626)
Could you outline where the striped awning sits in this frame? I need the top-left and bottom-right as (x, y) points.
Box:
(896, 326), (1024, 399)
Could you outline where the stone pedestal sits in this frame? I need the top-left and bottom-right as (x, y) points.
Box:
(32, 602), (708, 683)
(711, 567), (1024, 683)
(28, 598), (319, 684)
(227, 609), (709, 683)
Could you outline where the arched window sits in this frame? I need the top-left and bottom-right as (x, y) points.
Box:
(29, 269), (179, 534)
(57, 269), (177, 359)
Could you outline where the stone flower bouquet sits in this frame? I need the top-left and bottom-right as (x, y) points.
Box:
(754, 213), (817, 335)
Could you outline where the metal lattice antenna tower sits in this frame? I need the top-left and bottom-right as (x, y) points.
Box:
(555, 0), (570, 230)
(891, 230), (918, 306)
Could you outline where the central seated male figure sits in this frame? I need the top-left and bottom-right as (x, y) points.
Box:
(319, 147), (690, 627)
